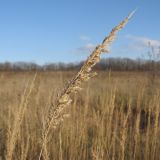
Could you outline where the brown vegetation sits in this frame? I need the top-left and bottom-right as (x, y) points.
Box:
(0, 71), (160, 159)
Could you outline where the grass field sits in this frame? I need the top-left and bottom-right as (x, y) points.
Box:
(0, 71), (160, 160)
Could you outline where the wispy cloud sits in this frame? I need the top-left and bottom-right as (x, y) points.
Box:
(76, 43), (96, 53)
(126, 34), (160, 48)
(124, 34), (160, 57)
(80, 35), (91, 41)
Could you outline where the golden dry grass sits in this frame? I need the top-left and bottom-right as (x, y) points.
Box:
(0, 71), (160, 160)
(38, 12), (132, 160)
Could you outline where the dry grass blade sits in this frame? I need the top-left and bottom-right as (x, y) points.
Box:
(6, 73), (37, 160)
(39, 11), (135, 159)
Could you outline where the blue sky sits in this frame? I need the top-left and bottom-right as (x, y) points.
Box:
(0, 0), (160, 64)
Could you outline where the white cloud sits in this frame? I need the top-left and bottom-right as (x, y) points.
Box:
(80, 35), (91, 41)
(124, 35), (160, 56)
(126, 34), (160, 48)
(76, 43), (96, 53)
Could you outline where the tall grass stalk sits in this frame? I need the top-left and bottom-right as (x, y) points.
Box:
(5, 73), (37, 160)
(39, 11), (135, 159)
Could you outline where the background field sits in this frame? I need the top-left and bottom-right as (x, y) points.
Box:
(0, 71), (160, 160)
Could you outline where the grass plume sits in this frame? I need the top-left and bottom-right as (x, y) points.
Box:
(39, 11), (135, 159)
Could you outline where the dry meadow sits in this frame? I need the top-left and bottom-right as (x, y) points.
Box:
(0, 71), (160, 160)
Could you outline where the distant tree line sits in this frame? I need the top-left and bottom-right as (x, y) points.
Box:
(0, 58), (160, 71)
